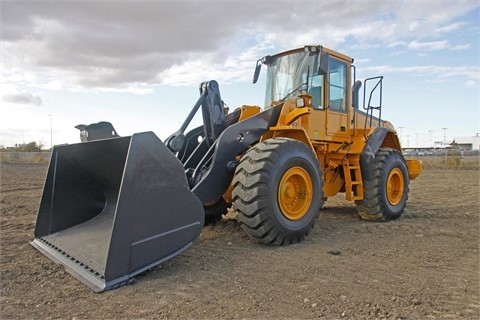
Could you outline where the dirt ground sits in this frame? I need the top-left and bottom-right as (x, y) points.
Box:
(1, 162), (479, 319)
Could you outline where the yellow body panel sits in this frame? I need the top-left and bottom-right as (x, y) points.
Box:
(406, 159), (423, 180)
(231, 45), (419, 204)
(238, 105), (262, 121)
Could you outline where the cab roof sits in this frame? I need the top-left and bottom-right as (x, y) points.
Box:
(268, 45), (354, 64)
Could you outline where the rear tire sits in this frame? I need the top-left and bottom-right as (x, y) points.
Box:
(232, 138), (323, 245)
(356, 148), (409, 221)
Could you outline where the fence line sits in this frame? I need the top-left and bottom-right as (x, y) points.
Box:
(1, 152), (478, 170)
(406, 155), (479, 170)
(0, 152), (51, 164)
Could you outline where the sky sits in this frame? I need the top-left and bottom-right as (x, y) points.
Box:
(1, 0), (479, 149)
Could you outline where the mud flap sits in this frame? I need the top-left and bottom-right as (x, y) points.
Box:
(31, 132), (204, 292)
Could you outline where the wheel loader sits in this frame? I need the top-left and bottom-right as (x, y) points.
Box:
(31, 45), (422, 292)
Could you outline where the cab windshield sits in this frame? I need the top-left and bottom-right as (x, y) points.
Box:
(264, 50), (322, 108)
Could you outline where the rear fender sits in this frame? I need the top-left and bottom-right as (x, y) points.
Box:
(360, 127), (401, 180)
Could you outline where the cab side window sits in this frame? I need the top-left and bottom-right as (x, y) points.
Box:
(329, 59), (347, 112)
(309, 74), (323, 109)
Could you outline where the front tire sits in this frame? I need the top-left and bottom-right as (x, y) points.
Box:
(232, 138), (324, 245)
(356, 148), (409, 221)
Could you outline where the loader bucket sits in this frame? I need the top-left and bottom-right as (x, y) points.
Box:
(31, 132), (204, 292)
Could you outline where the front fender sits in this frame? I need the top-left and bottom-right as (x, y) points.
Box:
(191, 104), (282, 204)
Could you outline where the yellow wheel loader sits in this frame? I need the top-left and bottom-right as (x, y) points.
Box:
(32, 45), (422, 292)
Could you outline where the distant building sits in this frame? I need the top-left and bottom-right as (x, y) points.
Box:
(403, 135), (479, 156)
(453, 135), (480, 151)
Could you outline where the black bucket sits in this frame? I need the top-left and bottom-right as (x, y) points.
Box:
(31, 132), (204, 292)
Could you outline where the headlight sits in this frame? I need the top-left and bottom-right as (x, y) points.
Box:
(296, 97), (305, 108)
(296, 94), (312, 108)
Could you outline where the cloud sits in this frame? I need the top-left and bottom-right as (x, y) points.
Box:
(387, 41), (408, 48)
(408, 40), (450, 51)
(389, 40), (471, 52)
(1, 0), (479, 90)
(3, 92), (43, 106)
(435, 21), (468, 34)
(451, 44), (471, 50)
(464, 80), (477, 87)
(361, 65), (479, 88)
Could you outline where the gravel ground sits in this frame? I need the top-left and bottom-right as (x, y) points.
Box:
(1, 162), (479, 319)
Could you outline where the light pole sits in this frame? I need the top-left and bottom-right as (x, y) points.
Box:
(442, 127), (448, 166)
(442, 127), (448, 148)
(48, 114), (53, 149)
(428, 130), (433, 149)
(398, 126), (404, 146)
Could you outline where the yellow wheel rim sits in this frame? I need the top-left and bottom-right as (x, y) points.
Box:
(278, 167), (313, 220)
(386, 168), (404, 206)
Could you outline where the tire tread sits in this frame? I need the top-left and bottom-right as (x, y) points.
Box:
(232, 138), (323, 245)
(356, 148), (409, 221)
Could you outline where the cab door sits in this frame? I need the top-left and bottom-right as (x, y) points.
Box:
(326, 58), (350, 136)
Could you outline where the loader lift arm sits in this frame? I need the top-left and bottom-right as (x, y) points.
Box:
(165, 80), (226, 154)
(165, 80), (283, 205)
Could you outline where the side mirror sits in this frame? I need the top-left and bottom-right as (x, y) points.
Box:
(253, 59), (262, 84)
(318, 52), (329, 76)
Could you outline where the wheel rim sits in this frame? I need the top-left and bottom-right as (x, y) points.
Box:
(278, 167), (313, 220)
(386, 167), (404, 206)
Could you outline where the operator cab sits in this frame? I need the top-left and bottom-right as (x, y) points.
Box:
(254, 45), (352, 111)
(254, 45), (354, 137)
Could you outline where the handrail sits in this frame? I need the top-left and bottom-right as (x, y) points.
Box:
(363, 76), (383, 131)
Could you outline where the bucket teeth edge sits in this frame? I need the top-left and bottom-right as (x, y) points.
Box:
(36, 237), (105, 279)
